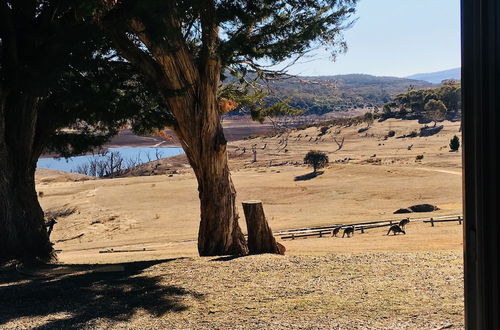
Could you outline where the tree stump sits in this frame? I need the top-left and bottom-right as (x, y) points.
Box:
(242, 201), (285, 255)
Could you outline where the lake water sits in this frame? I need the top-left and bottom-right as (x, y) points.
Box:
(37, 147), (184, 173)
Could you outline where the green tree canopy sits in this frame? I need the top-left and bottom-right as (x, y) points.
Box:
(383, 81), (460, 120)
(424, 99), (447, 126)
(304, 150), (329, 173)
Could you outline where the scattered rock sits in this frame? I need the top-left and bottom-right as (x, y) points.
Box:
(409, 204), (440, 212)
(394, 204), (440, 214)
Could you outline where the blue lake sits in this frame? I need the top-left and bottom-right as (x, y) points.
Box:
(37, 147), (184, 173)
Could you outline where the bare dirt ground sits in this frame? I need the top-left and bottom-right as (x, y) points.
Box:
(2, 118), (464, 329)
(106, 116), (275, 148)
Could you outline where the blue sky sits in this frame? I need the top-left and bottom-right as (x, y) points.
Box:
(285, 0), (461, 77)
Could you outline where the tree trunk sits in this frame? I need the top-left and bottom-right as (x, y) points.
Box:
(0, 92), (53, 262)
(178, 98), (248, 256)
(242, 200), (285, 255)
(0, 158), (52, 261)
(194, 153), (248, 256)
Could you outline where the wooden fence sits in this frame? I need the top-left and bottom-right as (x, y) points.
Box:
(423, 216), (463, 226)
(277, 214), (463, 240)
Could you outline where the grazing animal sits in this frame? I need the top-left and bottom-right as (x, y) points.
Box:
(342, 226), (354, 238)
(387, 224), (406, 235)
(45, 218), (57, 238)
(331, 226), (342, 237)
(399, 218), (410, 229)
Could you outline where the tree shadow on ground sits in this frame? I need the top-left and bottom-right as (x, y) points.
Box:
(210, 254), (254, 262)
(419, 125), (444, 137)
(294, 171), (324, 181)
(0, 259), (202, 329)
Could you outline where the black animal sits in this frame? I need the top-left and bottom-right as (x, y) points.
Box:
(45, 218), (57, 238)
(342, 226), (354, 238)
(331, 227), (342, 237)
(387, 224), (406, 235)
(399, 218), (410, 229)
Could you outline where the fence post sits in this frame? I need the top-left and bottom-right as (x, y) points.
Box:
(361, 226), (365, 234)
(458, 216), (462, 225)
(319, 231), (323, 238)
(292, 234), (295, 240)
(430, 218), (434, 227)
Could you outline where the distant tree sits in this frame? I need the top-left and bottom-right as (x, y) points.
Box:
(96, 0), (358, 256)
(387, 83), (461, 120)
(363, 112), (374, 127)
(450, 135), (460, 151)
(438, 81), (461, 112)
(382, 101), (397, 117)
(320, 126), (330, 135)
(304, 151), (329, 173)
(424, 99), (447, 126)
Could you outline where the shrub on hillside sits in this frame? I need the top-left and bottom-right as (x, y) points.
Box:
(407, 131), (418, 138)
(319, 126), (329, 135)
(450, 135), (460, 151)
(304, 151), (329, 173)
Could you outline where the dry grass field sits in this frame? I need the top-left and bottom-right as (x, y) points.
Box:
(1, 118), (464, 329)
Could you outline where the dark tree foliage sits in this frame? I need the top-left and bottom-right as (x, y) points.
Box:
(94, 0), (358, 256)
(384, 81), (461, 119)
(0, 1), (162, 261)
(424, 99), (447, 127)
(363, 112), (374, 127)
(304, 150), (329, 173)
(450, 135), (460, 151)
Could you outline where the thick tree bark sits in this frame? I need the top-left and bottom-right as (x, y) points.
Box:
(242, 200), (285, 255)
(194, 148), (248, 256)
(178, 97), (248, 256)
(0, 92), (53, 261)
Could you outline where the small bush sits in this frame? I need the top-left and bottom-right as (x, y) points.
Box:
(304, 150), (329, 173)
(450, 135), (460, 151)
(319, 126), (329, 135)
(387, 130), (396, 137)
(407, 131), (418, 138)
(363, 112), (374, 127)
(415, 155), (424, 161)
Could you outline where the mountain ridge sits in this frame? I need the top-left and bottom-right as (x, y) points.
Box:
(405, 68), (460, 84)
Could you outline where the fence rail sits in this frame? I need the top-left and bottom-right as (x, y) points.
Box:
(423, 216), (463, 226)
(278, 214), (463, 240)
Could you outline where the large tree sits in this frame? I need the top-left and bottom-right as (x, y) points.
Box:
(0, 1), (163, 261)
(96, 0), (357, 256)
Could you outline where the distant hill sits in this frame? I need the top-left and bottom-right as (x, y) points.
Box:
(264, 74), (434, 115)
(406, 68), (460, 84)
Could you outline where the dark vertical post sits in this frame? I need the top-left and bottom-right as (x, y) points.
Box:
(462, 0), (500, 328)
